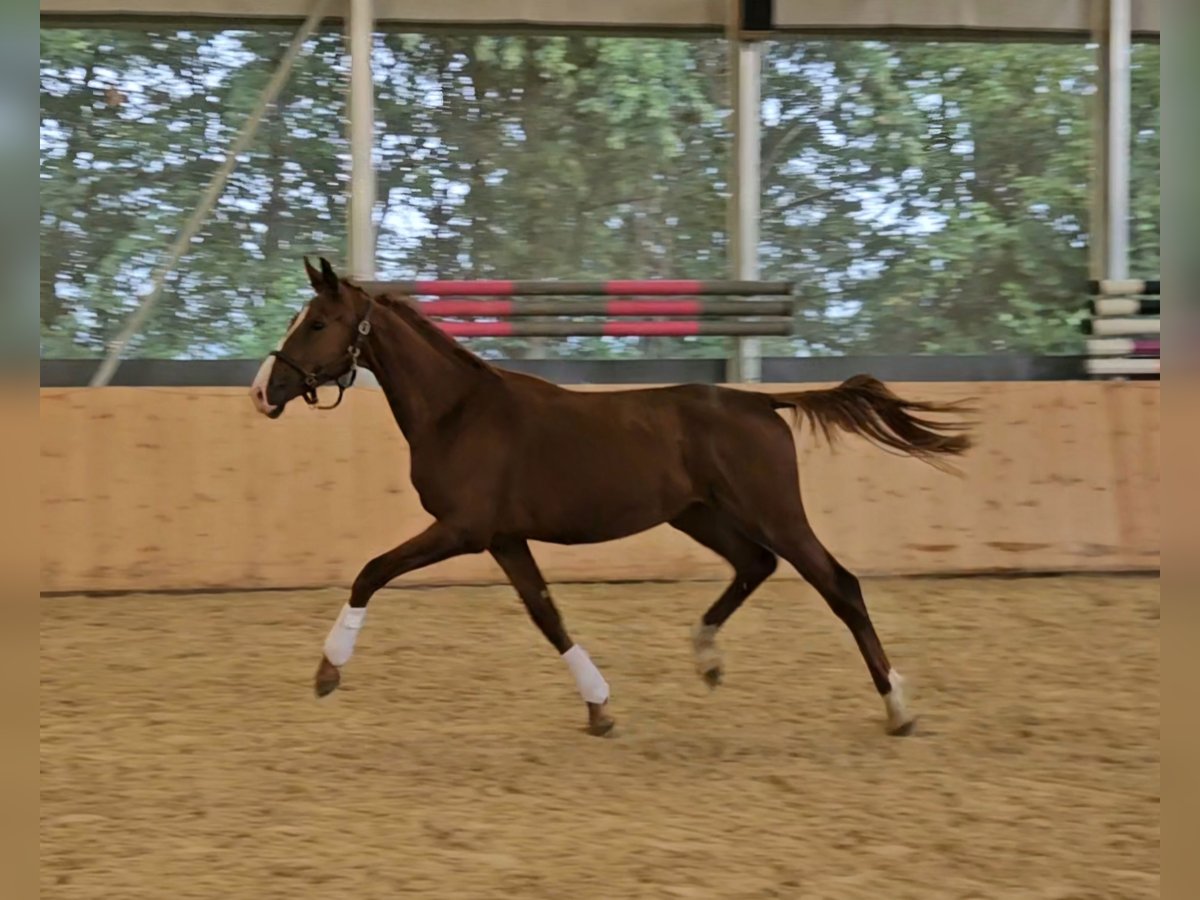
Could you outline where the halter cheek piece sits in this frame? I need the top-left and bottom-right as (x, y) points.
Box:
(268, 302), (373, 411)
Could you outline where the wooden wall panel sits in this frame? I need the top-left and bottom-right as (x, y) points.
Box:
(40, 381), (1160, 592)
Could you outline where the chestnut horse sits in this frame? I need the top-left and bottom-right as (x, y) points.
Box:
(250, 258), (972, 737)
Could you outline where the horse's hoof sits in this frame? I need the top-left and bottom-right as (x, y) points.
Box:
(314, 656), (341, 698)
(586, 702), (616, 737)
(586, 718), (616, 737)
(887, 717), (917, 737)
(691, 623), (723, 689)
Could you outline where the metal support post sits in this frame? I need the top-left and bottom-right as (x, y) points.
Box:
(727, 37), (763, 383)
(1089, 0), (1110, 283)
(347, 0), (377, 280)
(1105, 0), (1132, 282)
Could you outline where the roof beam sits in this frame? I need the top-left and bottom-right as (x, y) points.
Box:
(41, 0), (1161, 38)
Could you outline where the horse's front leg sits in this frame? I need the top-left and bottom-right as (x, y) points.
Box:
(490, 538), (615, 736)
(315, 521), (476, 697)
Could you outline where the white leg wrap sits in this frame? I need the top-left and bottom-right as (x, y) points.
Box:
(883, 668), (913, 730)
(323, 603), (367, 667)
(562, 644), (610, 705)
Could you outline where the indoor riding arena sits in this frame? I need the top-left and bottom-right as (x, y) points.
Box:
(40, 2), (1160, 899)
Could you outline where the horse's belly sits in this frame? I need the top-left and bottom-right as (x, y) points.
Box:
(523, 510), (665, 545)
(508, 466), (693, 545)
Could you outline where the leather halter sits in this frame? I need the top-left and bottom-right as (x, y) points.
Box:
(268, 301), (373, 411)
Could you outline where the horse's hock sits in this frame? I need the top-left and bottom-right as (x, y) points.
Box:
(40, 380), (1159, 592)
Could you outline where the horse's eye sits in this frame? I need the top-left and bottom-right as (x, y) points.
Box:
(311, 320), (326, 332)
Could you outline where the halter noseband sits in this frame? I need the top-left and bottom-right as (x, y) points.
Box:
(268, 301), (373, 411)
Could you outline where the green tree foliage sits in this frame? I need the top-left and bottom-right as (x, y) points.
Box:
(369, 33), (730, 359)
(39, 29), (1160, 361)
(760, 40), (1100, 354)
(40, 27), (350, 359)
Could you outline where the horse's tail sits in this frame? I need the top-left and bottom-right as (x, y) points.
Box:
(768, 374), (975, 474)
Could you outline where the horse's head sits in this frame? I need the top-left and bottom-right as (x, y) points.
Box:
(249, 257), (372, 418)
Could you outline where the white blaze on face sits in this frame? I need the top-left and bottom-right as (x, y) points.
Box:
(249, 305), (309, 416)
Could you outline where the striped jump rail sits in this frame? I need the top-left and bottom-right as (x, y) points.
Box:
(361, 278), (799, 339)
(363, 279), (795, 297)
(1081, 316), (1161, 338)
(1087, 279), (1160, 296)
(1082, 278), (1160, 378)
(1088, 297), (1159, 317)
(403, 299), (793, 318)
(1086, 338), (1159, 357)
(438, 320), (794, 338)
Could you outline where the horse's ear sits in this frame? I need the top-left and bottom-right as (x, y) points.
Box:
(303, 256), (323, 292)
(318, 257), (340, 293)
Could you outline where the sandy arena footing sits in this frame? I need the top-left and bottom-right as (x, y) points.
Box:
(41, 575), (1159, 899)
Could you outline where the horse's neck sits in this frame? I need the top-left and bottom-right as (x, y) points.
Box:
(362, 303), (486, 442)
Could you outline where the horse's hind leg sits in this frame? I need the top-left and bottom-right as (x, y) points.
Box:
(669, 504), (777, 687)
(770, 522), (915, 735)
(490, 538), (615, 737)
(711, 418), (914, 735)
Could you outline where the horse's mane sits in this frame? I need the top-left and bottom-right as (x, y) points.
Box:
(348, 281), (496, 375)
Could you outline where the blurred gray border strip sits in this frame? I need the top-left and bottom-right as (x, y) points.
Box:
(41, 355), (1090, 386)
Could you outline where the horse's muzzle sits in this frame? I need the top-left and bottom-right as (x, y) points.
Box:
(249, 383), (283, 418)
